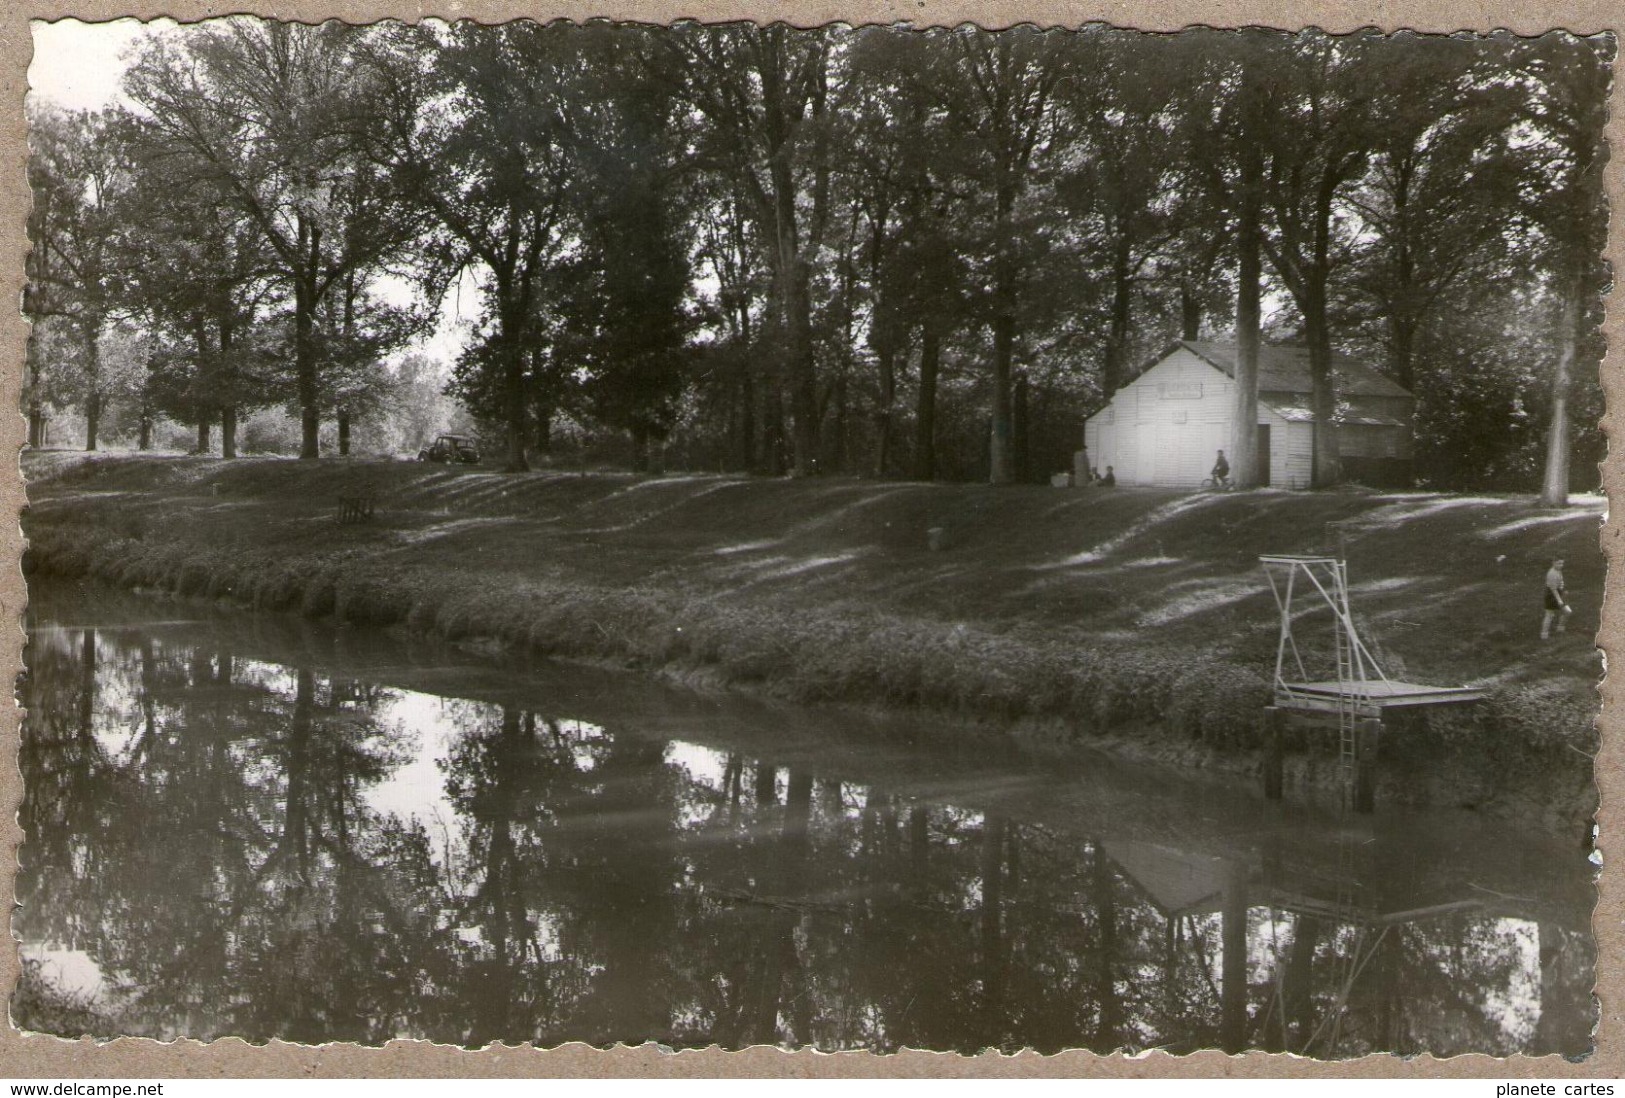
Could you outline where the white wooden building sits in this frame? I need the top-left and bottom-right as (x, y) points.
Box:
(1082, 341), (1415, 489)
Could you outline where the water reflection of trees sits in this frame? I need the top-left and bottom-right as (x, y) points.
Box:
(19, 620), (430, 1043)
(15, 619), (1593, 1056)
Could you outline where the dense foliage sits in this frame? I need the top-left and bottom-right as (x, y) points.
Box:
(25, 21), (1610, 495)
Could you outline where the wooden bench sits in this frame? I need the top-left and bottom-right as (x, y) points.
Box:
(337, 494), (376, 524)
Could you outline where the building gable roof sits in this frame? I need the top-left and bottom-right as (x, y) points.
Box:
(1177, 340), (1413, 400)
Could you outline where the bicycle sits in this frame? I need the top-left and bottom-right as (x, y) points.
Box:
(1200, 476), (1233, 491)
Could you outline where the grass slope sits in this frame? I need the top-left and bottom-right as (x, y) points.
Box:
(22, 451), (1605, 826)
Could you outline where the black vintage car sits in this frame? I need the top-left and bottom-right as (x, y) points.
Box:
(417, 434), (481, 464)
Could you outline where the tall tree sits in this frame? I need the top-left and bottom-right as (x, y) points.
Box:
(938, 29), (1065, 484)
(841, 29), (969, 479)
(1521, 34), (1611, 507)
(1189, 32), (1285, 490)
(560, 28), (693, 472)
(1345, 36), (1530, 394)
(26, 105), (129, 450)
(120, 107), (282, 458)
(1055, 29), (1189, 402)
(690, 176), (773, 472)
(1229, 63), (1267, 491)
(664, 23), (835, 477)
(1259, 33), (1375, 488)
(314, 275), (420, 457)
(370, 22), (582, 473)
(125, 19), (424, 459)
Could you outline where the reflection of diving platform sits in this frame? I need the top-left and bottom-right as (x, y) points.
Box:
(1101, 833), (1494, 1055)
(1260, 553), (1483, 812)
(1103, 837), (1486, 927)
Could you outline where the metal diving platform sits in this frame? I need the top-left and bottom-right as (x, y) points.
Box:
(1275, 679), (1486, 717)
(1259, 553), (1484, 811)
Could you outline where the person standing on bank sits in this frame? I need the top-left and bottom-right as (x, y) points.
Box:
(1542, 558), (1572, 639)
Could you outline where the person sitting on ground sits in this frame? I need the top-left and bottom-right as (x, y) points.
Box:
(1101, 466), (1116, 487)
(1541, 557), (1572, 640)
(1211, 449), (1230, 488)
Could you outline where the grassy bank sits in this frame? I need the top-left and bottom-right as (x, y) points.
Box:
(22, 451), (1605, 828)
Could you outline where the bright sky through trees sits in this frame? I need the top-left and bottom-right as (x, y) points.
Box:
(29, 20), (475, 367)
(29, 19), (157, 112)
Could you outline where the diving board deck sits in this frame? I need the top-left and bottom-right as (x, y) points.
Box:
(1260, 552), (1486, 810)
(1276, 679), (1486, 716)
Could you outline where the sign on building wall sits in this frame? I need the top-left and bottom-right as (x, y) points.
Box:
(1158, 382), (1203, 400)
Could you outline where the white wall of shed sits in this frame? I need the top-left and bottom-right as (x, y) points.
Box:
(1278, 420), (1314, 489)
(1084, 347), (1231, 487)
(1081, 347), (1333, 489)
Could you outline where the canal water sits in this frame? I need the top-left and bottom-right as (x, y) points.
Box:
(15, 580), (1595, 1057)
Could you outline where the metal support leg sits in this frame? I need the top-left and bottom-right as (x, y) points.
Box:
(1263, 706), (1284, 801)
(1354, 718), (1381, 814)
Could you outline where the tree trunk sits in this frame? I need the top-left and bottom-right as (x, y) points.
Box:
(989, 312), (1016, 485)
(1219, 860), (1249, 1054)
(980, 815), (1007, 1031)
(874, 345), (896, 478)
(829, 369), (849, 475)
(137, 410), (151, 452)
(23, 327), (42, 449)
(1180, 281), (1202, 341)
(218, 315), (237, 459)
(630, 424), (650, 473)
(1373, 923), (1402, 1053)
(1093, 841), (1119, 1048)
(909, 805), (929, 887)
(338, 277), (357, 462)
(286, 667), (315, 878)
(757, 39), (819, 478)
(762, 376), (787, 476)
(988, 162), (1019, 487)
(1303, 157), (1346, 489)
(296, 221), (322, 460)
(77, 629), (96, 738)
(196, 415), (211, 455)
(1540, 280), (1581, 507)
(1285, 915), (1321, 1053)
(1389, 315), (1417, 394)
(1305, 282), (1340, 488)
(499, 327), (529, 473)
(1230, 120), (1263, 489)
(1102, 236), (1134, 397)
(735, 368), (756, 473)
(786, 270), (818, 475)
(82, 324), (100, 452)
(1012, 373), (1030, 484)
(914, 327), (940, 482)
(533, 397), (553, 455)
(1387, 154), (1418, 392)
(83, 390), (100, 453)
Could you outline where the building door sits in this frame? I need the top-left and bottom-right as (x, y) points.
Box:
(1256, 424), (1272, 487)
